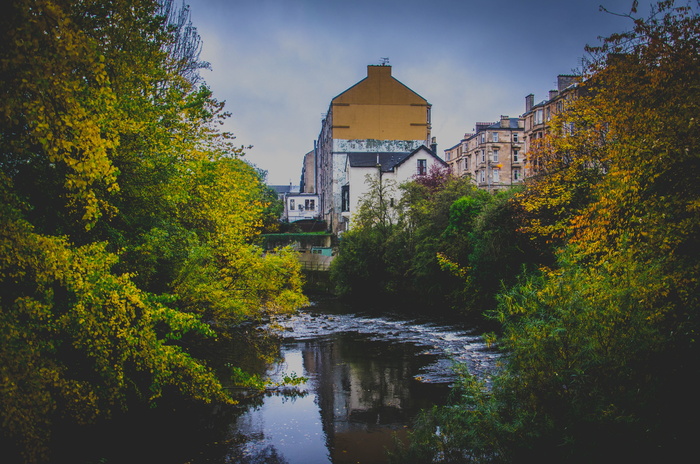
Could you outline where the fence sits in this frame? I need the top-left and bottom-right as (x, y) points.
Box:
(298, 254), (334, 271)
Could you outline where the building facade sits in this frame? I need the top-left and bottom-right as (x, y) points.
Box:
(522, 74), (578, 176)
(285, 193), (320, 222)
(342, 146), (446, 229)
(316, 64), (433, 233)
(300, 149), (315, 194)
(446, 116), (525, 192)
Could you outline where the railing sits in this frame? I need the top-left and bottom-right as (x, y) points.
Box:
(298, 254), (334, 271)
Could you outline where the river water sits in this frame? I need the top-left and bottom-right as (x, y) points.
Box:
(219, 299), (499, 464)
(48, 299), (498, 464)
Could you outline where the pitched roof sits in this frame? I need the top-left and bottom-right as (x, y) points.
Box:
(487, 118), (522, 130)
(347, 152), (411, 172)
(332, 65), (428, 105)
(347, 146), (446, 172)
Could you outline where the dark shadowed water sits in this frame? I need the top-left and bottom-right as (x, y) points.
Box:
(46, 299), (497, 464)
(217, 300), (498, 464)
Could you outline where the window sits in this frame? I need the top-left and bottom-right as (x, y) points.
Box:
(341, 185), (350, 212)
(535, 109), (543, 125)
(513, 150), (519, 162)
(480, 170), (485, 182)
(481, 150), (485, 163)
(492, 149), (499, 163)
(305, 199), (315, 210)
(289, 199), (295, 210)
(492, 132), (499, 143)
(513, 133), (519, 143)
(493, 169), (500, 183)
(480, 132), (486, 143)
(417, 159), (427, 176)
(514, 168), (521, 180)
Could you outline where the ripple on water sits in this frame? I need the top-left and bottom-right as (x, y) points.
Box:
(264, 309), (499, 385)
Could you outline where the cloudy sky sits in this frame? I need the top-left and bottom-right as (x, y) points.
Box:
(186, 0), (647, 185)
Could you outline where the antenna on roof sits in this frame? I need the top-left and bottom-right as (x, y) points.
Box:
(380, 57), (390, 66)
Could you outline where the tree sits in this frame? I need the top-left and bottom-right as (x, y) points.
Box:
(0, 1), (306, 461)
(399, 1), (700, 461)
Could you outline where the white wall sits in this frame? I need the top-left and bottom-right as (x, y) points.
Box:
(286, 194), (320, 221)
(345, 147), (445, 229)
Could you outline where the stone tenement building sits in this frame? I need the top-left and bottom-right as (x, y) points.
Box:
(314, 64), (434, 233)
(445, 73), (579, 190)
(522, 74), (578, 176)
(446, 116), (525, 193)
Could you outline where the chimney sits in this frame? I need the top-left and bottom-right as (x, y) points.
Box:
(549, 89), (559, 100)
(475, 122), (493, 133)
(525, 94), (534, 113)
(500, 115), (510, 128)
(367, 64), (392, 79)
(557, 74), (577, 92)
(430, 136), (437, 154)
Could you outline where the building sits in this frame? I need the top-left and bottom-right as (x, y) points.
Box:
(444, 142), (461, 172)
(342, 146), (446, 228)
(315, 64), (433, 233)
(446, 116), (525, 192)
(522, 74), (578, 176)
(269, 184), (299, 201)
(284, 192), (320, 222)
(300, 149), (315, 194)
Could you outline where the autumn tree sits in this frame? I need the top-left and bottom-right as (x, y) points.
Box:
(397, 2), (700, 462)
(0, 1), (306, 462)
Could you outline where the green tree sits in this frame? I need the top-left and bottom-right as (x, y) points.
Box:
(0, 1), (306, 462)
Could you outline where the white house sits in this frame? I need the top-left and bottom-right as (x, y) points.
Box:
(285, 193), (320, 222)
(341, 145), (446, 229)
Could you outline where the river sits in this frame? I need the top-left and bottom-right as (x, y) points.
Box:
(219, 298), (498, 464)
(48, 298), (497, 464)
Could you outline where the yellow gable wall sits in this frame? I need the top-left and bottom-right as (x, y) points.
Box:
(331, 66), (430, 142)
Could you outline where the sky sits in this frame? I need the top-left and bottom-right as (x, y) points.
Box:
(185, 0), (649, 185)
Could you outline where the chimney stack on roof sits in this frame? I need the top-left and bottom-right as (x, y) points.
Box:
(367, 64), (392, 79)
(557, 74), (577, 92)
(525, 94), (534, 113)
(475, 122), (494, 133)
(500, 115), (510, 128)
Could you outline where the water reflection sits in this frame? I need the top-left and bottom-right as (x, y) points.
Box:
(44, 302), (496, 464)
(226, 332), (454, 464)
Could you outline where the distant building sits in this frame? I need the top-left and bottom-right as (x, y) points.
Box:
(522, 74), (578, 176)
(444, 142), (461, 171)
(285, 192), (320, 222)
(269, 184), (299, 200)
(315, 64), (433, 233)
(446, 116), (525, 193)
(300, 149), (315, 194)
